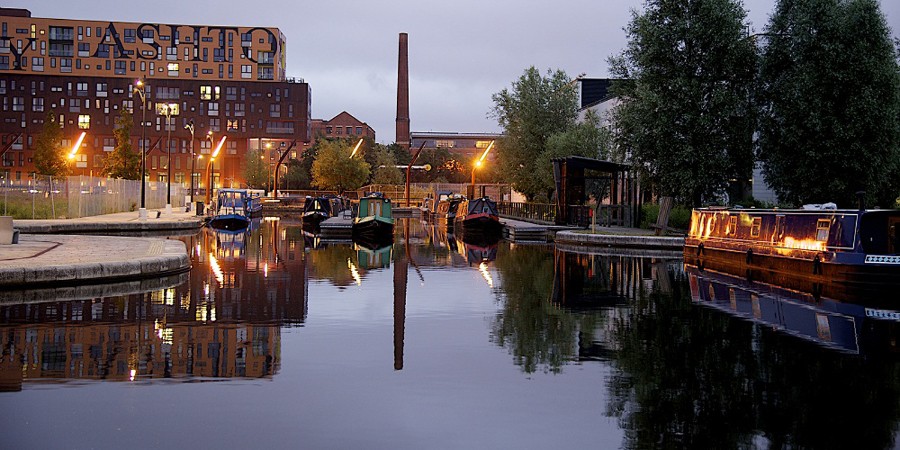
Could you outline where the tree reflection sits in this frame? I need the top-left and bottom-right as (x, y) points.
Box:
(608, 276), (900, 449)
(307, 244), (359, 287)
(492, 245), (595, 373)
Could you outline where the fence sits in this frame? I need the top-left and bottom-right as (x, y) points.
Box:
(0, 175), (185, 219)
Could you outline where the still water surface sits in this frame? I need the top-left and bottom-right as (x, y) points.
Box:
(2, 218), (900, 449)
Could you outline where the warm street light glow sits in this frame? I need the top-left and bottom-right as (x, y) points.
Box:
(349, 138), (363, 159)
(68, 131), (86, 160)
(205, 133), (227, 204)
(478, 140), (494, 164)
(211, 136), (226, 159)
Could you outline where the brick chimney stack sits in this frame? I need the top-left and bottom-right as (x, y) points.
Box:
(396, 32), (410, 150)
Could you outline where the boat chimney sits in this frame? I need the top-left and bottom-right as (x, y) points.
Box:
(856, 190), (866, 211)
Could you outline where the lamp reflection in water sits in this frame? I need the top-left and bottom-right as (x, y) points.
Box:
(348, 258), (362, 286)
(479, 261), (494, 288)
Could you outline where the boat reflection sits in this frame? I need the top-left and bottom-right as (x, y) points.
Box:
(687, 264), (900, 355)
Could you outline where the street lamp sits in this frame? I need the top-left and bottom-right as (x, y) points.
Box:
(67, 131), (87, 161)
(158, 102), (178, 214)
(205, 131), (226, 205)
(133, 77), (147, 220)
(469, 140), (494, 199)
(185, 120), (195, 209)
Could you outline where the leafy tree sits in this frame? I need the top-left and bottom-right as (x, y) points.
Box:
(279, 159), (309, 190)
(491, 67), (579, 201)
(610, 0), (757, 206)
(311, 139), (370, 194)
(33, 111), (68, 177)
(757, 0), (900, 207)
(103, 108), (140, 179)
(243, 148), (269, 189)
(371, 146), (403, 185)
(540, 111), (614, 208)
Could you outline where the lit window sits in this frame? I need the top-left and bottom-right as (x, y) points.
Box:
(200, 86), (212, 100)
(167, 63), (179, 76)
(750, 217), (761, 238)
(816, 219), (830, 242)
(78, 114), (90, 129)
(727, 216), (737, 236)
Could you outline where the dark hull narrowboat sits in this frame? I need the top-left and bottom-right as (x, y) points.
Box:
(454, 197), (503, 236)
(684, 207), (900, 298)
(352, 193), (395, 245)
(302, 196), (347, 227)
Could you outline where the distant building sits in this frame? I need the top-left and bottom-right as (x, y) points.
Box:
(409, 131), (503, 162)
(574, 77), (620, 127)
(0, 8), (311, 189)
(310, 111), (376, 143)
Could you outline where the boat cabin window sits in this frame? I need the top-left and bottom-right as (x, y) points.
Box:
(727, 216), (737, 236)
(815, 219), (830, 242)
(750, 218), (761, 238)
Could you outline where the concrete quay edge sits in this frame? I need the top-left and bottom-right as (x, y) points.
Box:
(554, 230), (685, 250)
(0, 234), (191, 289)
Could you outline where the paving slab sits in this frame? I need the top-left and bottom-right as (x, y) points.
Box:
(13, 209), (203, 234)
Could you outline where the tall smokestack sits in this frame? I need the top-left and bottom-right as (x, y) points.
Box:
(396, 32), (410, 150)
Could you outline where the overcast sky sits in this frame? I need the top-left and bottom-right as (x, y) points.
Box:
(15, 0), (900, 143)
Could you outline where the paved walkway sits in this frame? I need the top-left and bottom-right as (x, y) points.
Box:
(555, 226), (685, 250)
(0, 209), (199, 290)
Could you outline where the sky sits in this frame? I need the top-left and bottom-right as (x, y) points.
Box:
(13, 0), (900, 144)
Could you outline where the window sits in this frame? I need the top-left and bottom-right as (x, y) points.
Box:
(326, 126), (332, 135)
(225, 87), (237, 101)
(233, 103), (245, 117)
(166, 47), (178, 61)
(436, 140), (455, 148)
(12, 97), (23, 112)
(816, 219), (830, 242)
(95, 44), (110, 58)
(750, 217), (761, 238)
(76, 82), (88, 96)
(241, 65), (252, 79)
(258, 67), (274, 80)
(31, 57), (43, 72)
(78, 114), (90, 129)
(356, 126), (362, 135)
(227, 119), (239, 132)
(213, 47), (226, 62)
(208, 102), (219, 116)
(200, 85), (212, 100)
(269, 103), (280, 117)
(114, 60), (126, 75)
(32, 97), (44, 112)
(168, 63), (179, 76)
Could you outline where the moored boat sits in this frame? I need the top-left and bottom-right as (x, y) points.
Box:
(352, 192), (394, 244)
(434, 193), (466, 228)
(454, 196), (503, 236)
(302, 195), (348, 226)
(208, 188), (263, 231)
(684, 206), (900, 297)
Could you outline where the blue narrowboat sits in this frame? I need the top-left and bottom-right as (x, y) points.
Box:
(684, 206), (900, 296)
(208, 188), (263, 231)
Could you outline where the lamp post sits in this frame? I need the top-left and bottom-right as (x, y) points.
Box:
(159, 103), (178, 214)
(185, 120), (195, 209)
(469, 140), (494, 199)
(133, 77), (147, 220)
(205, 131), (226, 205)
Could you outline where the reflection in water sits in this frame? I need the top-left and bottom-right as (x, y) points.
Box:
(608, 264), (900, 449)
(491, 245), (680, 374)
(0, 218), (307, 391)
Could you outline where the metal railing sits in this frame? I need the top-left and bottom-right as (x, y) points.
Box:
(0, 175), (185, 219)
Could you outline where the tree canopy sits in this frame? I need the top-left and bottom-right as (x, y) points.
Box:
(757, 0), (900, 207)
(243, 148), (269, 189)
(311, 139), (370, 193)
(610, 0), (757, 206)
(102, 108), (140, 179)
(371, 146), (404, 185)
(33, 111), (68, 177)
(491, 67), (579, 201)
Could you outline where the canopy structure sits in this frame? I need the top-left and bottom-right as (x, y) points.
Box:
(551, 156), (637, 227)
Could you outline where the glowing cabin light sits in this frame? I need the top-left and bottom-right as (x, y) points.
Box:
(479, 262), (494, 288)
(782, 236), (826, 251)
(209, 253), (224, 285)
(129, 369), (137, 381)
(347, 258), (362, 286)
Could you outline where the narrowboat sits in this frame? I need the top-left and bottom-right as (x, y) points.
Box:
(302, 195), (348, 226)
(454, 196), (503, 236)
(434, 193), (466, 227)
(208, 188), (263, 231)
(684, 206), (900, 296)
(352, 192), (394, 244)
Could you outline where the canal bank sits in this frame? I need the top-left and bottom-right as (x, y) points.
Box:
(0, 209), (199, 290)
(554, 228), (685, 250)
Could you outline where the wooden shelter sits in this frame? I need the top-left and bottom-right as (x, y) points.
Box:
(551, 156), (638, 227)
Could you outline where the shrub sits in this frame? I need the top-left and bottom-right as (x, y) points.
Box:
(639, 202), (692, 231)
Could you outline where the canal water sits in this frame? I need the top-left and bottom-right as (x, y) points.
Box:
(2, 218), (900, 449)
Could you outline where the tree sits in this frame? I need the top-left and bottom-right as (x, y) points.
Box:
(757, 0), (900, 207)
(311, 139), (370, 194)
(103, 108), (140, 179)
(243, 149), (269, 189)
(280, 159), (309, 190)
(610, 0), (757, 206)
(371, 146), (403, 185)
(33, 111), (68, 177)
(491, 67), (579, 201)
